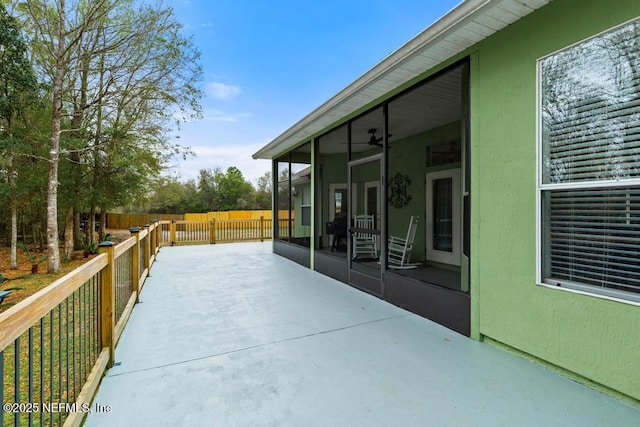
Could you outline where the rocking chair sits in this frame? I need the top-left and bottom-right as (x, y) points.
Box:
(387, 216), (420, 269)
(352, 214), (378, 259)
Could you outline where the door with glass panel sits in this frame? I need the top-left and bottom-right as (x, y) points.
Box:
(426, 169), (461, 266)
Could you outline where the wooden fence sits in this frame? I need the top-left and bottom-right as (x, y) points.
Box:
(106, 211), (290, 230)
(105, 213), (183, 230)
(184, 210), (274, 221)
(0, 222), (162, 426)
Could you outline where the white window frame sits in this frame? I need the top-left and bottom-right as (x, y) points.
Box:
(535, 18), (640, 306)
(329, 183), (357, 220)
(301, 185), (312, 227)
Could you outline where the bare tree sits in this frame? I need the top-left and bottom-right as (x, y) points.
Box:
(24, 0), (113, 272)
(21, 0), (202, 269)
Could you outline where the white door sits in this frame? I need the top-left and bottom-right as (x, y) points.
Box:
(426, 169), (461, 266)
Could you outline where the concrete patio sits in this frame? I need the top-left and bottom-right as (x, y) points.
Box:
(85, 242), (639, 426)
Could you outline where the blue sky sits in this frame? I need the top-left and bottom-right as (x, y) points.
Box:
(168, 0), (461, 183)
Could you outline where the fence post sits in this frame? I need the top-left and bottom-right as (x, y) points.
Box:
(260, 216), (264, 242)
(98, 241), (116, 368)
(129, 227), (141, 304)
(209, 220), (214, 244)
(154, 221), (161, 248)
(154, 223), (159, 254)
(144, 224), (151, 273)
(170, 220), (176, 246)
(149, 221), (157, 257)
(212, 218), (216, 244)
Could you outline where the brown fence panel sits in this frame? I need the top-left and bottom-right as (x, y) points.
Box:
(106, 213), (184, 230)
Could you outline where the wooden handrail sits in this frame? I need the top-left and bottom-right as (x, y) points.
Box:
(114, 235), (137, 258)
(0, 253), (108, 351)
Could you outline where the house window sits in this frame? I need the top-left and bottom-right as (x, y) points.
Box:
(538, 18), (640, 303)
(301, 186), (311, 227)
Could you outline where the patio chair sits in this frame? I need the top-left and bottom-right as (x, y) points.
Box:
(387, 216), (420, 269)
(352, 214), (378, 259)
(330, 212), (349, 252)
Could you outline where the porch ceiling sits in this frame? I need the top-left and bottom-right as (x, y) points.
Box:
(316, 66), (464, 154)
(252, 0), (553, 159)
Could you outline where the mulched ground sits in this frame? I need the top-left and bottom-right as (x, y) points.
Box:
(0, 229), (132, 313)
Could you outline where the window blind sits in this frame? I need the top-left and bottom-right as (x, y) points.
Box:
(543, 187), (640, 295)
(544, 95), (640, 183)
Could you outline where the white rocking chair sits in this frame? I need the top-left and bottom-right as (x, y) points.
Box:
(387, 216), (420, 269)
(352, 214), (378, 259)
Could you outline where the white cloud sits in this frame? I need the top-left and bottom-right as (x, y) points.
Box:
(206, 82), (242, 100)
(203, 109), (252, 123)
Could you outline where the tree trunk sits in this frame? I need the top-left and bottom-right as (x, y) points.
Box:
(46, 1), (66, 273)
(39, 225), (45, 253)
(74, 211), (81, 249)
(100, 210), (106, 234)
(9, 155), (17, 270)
(89, 206), (96, 243)
(64, 206), (74, 259)
(10, 204), (17, 270)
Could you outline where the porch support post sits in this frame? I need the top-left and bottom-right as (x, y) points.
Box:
(288, 152), (292, 240)
(272, 158), (278, 246)
(310, 139), (316, 269)
(381, 102), (389, 298)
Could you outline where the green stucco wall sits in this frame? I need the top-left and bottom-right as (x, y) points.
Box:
(471, 0), (640, 402)
(292, 181), (311, 238)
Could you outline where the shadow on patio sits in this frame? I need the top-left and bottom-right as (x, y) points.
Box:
(85, 242), (639, 426)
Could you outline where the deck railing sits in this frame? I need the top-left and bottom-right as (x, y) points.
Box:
(0, 223), (162, 426)
(159, 217), (279, 245)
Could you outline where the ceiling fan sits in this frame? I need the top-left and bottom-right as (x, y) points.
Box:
(353, 128), (391, 147)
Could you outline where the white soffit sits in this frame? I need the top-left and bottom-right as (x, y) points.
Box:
(252, 0), (553, 160)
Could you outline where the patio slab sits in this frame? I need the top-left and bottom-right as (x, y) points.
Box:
(85, 242), (639, 426)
